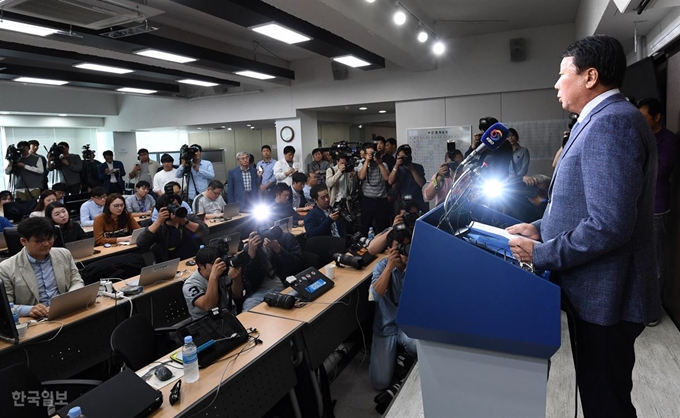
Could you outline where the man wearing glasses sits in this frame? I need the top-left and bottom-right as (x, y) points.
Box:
(0, 217), (83, 318)
(79, 186), (107, 227)
(192, 180), (226, 220)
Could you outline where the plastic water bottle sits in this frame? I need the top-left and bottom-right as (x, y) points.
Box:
(182, 335), (199, 383)
(9, 303), (19, 325)
(67, 406), (86, 418)
(367, 227), (375, 241)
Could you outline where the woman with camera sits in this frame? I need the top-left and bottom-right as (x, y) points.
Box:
(93, 194), (140, 246)
(46, 201), (87, 245)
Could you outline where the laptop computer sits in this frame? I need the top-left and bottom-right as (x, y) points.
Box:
(47, 282), (100, 321)
(57, 368), (162, 418)
(177, 309), (248, 368)
(65, 237), (96, 260)
(286, 267), (335, 302)
(209, 232), (241, 255)
(129, 258), (181, 287)
(222, 202), (240, 220)
(274, 216), (293, 234)
(121, 228), (144, 245)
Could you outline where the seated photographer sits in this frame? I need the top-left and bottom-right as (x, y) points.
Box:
(183, 246), (242, 320)
(137, 194), (207, 262)
(30, 190), (58, 218)
(151, 182), (193, 221)
(367, 199), (420, 256)
(93, 194), (140, 246)
(326, 154), (357, 206)
(369, 233), (417, 391)
(125, 181), (154, 218)
(5, 141), (44, 201)
(79, 187), (107, 227)
(236, 227), (302, 312)
(47, 202), (87, 245)
(388, 144), (427, 213)
(192, 180), (226, 220)
(269, 183), (304, 223)
(0, 217), (84, 318)
(304, 185), (347, 239)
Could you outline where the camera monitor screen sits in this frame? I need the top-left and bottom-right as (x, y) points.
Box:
(0, 284), (19, 344)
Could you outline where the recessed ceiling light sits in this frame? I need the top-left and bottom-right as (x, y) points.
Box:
(379, 110), (387, 114)
(133, 49), (197, 64)
(250, 23), (311, 44)
(221, 126), (226, 128)
(234, 70), (275, 80)
(250, 126), (255, 130)
(359, 107), (368, 110)
(0, 112), (10, 115)
(177, 79), (219, 87)
(433, 41), (446, 55)
(366, 0), (376, 3)
(13, 77), (68, 86)
(116, 87), (157, 94)
(227, 127), (233, 131)
(58, 114), (68, 117)
(0, 19), (59, 37)
(246, 124), (252, 127)
(74, 63), (134, 74)
(332, 55), (370, 68)
(358, 125), (363, 128)
(197, 127), (202, 130)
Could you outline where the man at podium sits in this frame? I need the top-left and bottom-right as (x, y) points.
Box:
(507, 35), (660, 418)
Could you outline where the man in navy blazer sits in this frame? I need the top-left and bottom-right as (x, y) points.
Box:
(227, 151), (261, 212)
(98, 150), (126, 194)
(304, 184), (347, 239)
(508, 35), (660, 418)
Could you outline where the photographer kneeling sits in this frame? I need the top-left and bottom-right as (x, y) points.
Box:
(304, 184), (347, 238)
(236, 226), (302, 312)
(137, 194), (208, 262)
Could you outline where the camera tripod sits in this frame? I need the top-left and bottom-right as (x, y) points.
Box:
(7, 164), (35, 201)
(181, 160), (200, 205)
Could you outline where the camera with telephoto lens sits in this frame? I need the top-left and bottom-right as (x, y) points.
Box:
(331, 198), (356, 223)
(332, 253), (364, 269)
(47, 142), (66, 166)
(166, 202), (187, 218)
(179, 144), (199, 168)
(256, 225), (283, 242)
(82, 144), (95, 160)
(396, 242), (411, 257)
(392, 222), (413, 244)
(264, 291), (296, 309)
(220, 251), (251, 269)
(398, 154), (412, 167)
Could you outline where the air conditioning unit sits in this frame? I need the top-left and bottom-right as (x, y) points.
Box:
(0, 0), (164, 30)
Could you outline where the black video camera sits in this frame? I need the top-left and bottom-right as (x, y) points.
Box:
(331, 198), (356, 223)
(180, 144), (199, 168)
(396, 242), (411, 257)
(398, 154), (412, 167)
(392, 222), (413, 243)
(332, 253), (364, 269)
(264, 291), (296, 309)
(82, 144), (95, 160)
(47, 143), (66, 169)
(220, 251), (251, 269)
(5, 145), (21, 164)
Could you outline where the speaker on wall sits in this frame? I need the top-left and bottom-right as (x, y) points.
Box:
(331, 61), (348, 81)
(510, 38), (526, 62)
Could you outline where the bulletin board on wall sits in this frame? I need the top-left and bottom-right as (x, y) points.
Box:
(407, 126), (472, 181)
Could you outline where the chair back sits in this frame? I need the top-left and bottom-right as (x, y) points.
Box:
(0, 363), (48, 417)
(110, 315), (159, 371)
(304, 236), (346, 267)
(4, 227), (23, 256)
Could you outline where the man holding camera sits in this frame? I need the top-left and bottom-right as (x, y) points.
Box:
(175, 144), (215, 201)
(129, 148), (159, 187)
(375, 136), (396, 171)
(80, 146), (101, 192)
(388, 145), (426, 213)
(192, 180), (226, 220)
(47, 142), (83, 195)
(326, 154), (357, 206)
(137, 193), (208, 262)
(357, 144), (391, 237)
(235, 227), (302, 311)
(97, 150), (125, 194)
(304, 184), (347, 238)
(152, 182), (193, 221)
(5, 141), (44, 201)
(423, 151), (462, 206)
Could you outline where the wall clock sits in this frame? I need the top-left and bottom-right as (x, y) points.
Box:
(280, 126), (294, 142)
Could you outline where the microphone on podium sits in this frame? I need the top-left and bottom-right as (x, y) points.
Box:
(460, 122), (510, 167)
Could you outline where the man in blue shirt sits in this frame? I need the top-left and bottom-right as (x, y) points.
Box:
(0, 217), (83, 317)
(175, 144), (215, 200)
(79, 186), (107, 227)
(125, 180), (154, 217)
(256, 145), (277, 201)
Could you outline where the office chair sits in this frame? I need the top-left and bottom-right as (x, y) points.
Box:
(304, 236), (346, 267)
(3, 227), (23, 257)
(301, 251), (321, 269)
(110, 315), (181, 371)
(0, 363), (100, 418)
(2, 200), (37, 223)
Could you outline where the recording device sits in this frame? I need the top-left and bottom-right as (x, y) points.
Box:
(166, 202), (187, 218)
(47, 142), (66, 169)
(398, 154), (412, 167)
(220, 251), (251, 269)
(179, 144), (199, 168)
(396, 242), (411, 257)
(81, 144), (95, 160)
(332, 253), (364, 269)
(331, 198), (356, 223)
(330, 141), (361, 168)
(285, 267), (335, 301)
(163, 183), (174, 196)
(263, 291), (296, 309)
(256, 225), (283, 242)
(5, 145), (21, 164)
(392, 222), (413, 243)
(460, 122), (510, 167)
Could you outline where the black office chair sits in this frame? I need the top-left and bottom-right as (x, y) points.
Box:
(110, 315), (181, 371)
(304, 236), (346, 267)
(0, 363), (100, 418)
(301, 251), (321, 269)
(3, 227), (23, 256)
(3, 200), (37, 223)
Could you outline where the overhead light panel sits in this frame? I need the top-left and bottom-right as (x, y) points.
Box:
(332, 55), (371, 68)
(197, 127), (202, 130)
(366, 0), (376, 3)
(234, 70), (275, 80)
(178, 79), (219, 87)
(250, 23), (311, 44)
(227, 127), (233, 131)
(134, 49), (197, 64)
(14, 77), (68, 86)
(247, 124), (252, 127)
(0, 112), (10, 115)
(116, 87), (157, 94)
(58, 114), (68, 117)
(0, 19), (59, 37)
(433, 41), (446, 55)
(74, 63), (134, 74)
(359, 107), (368, 110)
(379, 110), (387, 114)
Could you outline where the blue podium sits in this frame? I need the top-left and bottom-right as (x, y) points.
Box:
(397, 204), (561, 417)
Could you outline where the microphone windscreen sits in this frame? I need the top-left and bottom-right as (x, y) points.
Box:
(480, 122), (509, 151)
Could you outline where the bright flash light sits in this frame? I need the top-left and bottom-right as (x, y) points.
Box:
(252, 204), (270, 220)
(482, 179), (505, 199)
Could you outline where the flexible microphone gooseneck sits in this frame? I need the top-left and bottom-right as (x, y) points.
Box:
(460, 122), (510, 167)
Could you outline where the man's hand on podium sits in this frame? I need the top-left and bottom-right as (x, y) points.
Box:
(506, 223), (540, 263)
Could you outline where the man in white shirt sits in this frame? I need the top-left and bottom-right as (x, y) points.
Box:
(153, 154), (178, 196)
(273, 146), (303, 187)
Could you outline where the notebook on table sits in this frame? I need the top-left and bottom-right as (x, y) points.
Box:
(128, 258), (180, 287)
(65, 237), (96, 260)
(47, 283), (100, 321)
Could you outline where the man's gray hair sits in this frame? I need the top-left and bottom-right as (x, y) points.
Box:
(236, 151), (249, 160)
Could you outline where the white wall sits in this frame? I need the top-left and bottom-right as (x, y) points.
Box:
(0, 82), (118, 116)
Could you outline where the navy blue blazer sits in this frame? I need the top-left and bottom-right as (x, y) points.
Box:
(227, 166), (261, 211)
(533, 93), (660, 326)
(304, 205), (347, 238)
(97, 160), (126, 192)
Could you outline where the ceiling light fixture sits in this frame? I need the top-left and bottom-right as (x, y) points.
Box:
(227, 127), (233, 131)
(13, 77), (68, 86)
(198, 127), (202, 130)
(116, 87), (157, 94)
(221, 126), (226, 128)
(246, 124), (252, 127)
(58, 114), (68, 117)
(418, 29), (429, 43)
(358, 125), (363, 128)
(251, 127), (255, 130)
(0, 112), (10, 115)
(365, 0), (375, 3)
(74, 63), (134, 74)
(333, 55), (370, 68)
(250, 23), (311, 44)
(0, 19), (59, 37)
(134, 49), (197, 63)
(433, 40), (446, 55)
(177, 79), (219, 87)
(393, 2), (407, 26)
(359, 107), (368, 110)
(379, 110), (387, 114)
(234, 70), (275, 80)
